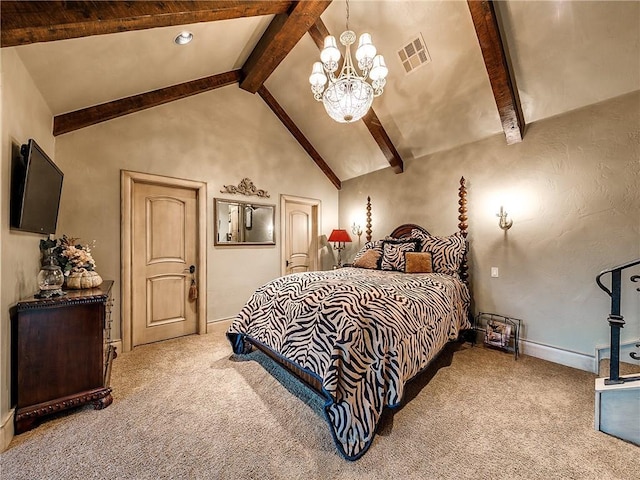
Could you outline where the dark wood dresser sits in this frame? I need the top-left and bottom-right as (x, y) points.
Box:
(11, 281), (115, 434)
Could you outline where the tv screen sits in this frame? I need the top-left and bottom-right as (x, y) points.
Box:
(10, 139), (63, 235)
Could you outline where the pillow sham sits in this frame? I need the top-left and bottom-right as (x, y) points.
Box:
(380, 239), (419, 272)
(352, 240), (383, 265)
(352, 249), (381, 269)
(405, 252), (433, 273)
(410, 229), (465, 276)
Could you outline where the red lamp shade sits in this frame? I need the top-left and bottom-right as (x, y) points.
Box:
(328, 229), (352, 243)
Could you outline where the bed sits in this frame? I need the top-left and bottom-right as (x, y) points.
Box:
(227, 177), (471, 460)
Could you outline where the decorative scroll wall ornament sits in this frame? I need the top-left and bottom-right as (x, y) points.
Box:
(220, 178), (270, 198)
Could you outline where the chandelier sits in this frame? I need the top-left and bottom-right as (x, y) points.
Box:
(308, 0), (388, 123)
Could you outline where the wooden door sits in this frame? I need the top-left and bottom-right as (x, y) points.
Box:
(132, 183), (198, 346)
(281, 196), (320, 275)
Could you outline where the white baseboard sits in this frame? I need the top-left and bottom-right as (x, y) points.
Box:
(473, 328), (596, 372)
(519, 339), (595, 373)
(109, 320), (233, 346)
(206, 317), (233, 333)
(595, 339), (640, 374)
(1, 408), (15, 452)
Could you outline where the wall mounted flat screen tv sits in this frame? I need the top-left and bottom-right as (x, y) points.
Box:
(10, 139), (63, 235)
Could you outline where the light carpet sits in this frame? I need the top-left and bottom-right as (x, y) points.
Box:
(1, 321), (638, 480)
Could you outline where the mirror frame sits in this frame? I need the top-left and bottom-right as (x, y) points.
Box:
(214, 198), (276, 246)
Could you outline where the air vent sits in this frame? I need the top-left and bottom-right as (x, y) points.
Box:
(397, 34), (431, 74)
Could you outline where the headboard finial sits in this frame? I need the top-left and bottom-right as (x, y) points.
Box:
(458, 176), (468, 238)
(458, 176), (469, 284)
(366, 196), (372, 243)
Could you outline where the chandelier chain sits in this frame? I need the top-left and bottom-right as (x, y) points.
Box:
(345, 0), (350, 31)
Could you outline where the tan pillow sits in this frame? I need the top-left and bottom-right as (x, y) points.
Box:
(353, 249), (381, 269)
(405, 252), (433, 273)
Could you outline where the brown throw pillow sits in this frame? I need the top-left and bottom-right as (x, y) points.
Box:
(405, 252), (433, 273)
(353, 249), (381, 269)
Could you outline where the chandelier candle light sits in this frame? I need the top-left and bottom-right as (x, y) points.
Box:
(309, 0), (388, 123)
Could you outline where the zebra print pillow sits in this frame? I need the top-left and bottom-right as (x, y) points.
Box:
(410, 229), (466, 276)
(352, 240), (383, 265)
(380, 239), (419, 271)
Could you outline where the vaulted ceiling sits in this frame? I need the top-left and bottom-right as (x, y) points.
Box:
(3, 1), (639, 188)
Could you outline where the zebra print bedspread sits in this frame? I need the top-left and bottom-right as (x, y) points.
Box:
(227, 267), (471, 460)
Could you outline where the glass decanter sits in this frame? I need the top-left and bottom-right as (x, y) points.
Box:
(36, 249), (65, 298)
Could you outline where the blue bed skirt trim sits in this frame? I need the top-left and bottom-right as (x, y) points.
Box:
(227, 332), (372, 460)
(226, 331), (457, 461)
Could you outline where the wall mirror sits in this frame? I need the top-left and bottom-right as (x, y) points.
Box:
(214, 198), (275, 246)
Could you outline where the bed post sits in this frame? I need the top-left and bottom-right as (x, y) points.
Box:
(458, 177), (469, 285)
(366, 196), (372, 243)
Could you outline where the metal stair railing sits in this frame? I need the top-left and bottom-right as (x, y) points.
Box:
(596, 258), (640, 385)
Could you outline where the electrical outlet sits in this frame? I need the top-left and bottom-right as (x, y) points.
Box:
(491, 267), (499, 278)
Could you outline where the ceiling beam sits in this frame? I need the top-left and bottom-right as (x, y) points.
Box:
(308, 19), (404, 174)
(258, 86), (341, 190)
(53, 70), (241, 136)
(1, 1), (293, 47)
(467, 0), (525, 144)
(306, 18), (331, 49)
(362, 110), (403, 174)
(240, 1), (332, 94)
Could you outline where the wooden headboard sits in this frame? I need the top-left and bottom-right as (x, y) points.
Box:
(372, 177), (469, 284)
(389, 223), (430, 238)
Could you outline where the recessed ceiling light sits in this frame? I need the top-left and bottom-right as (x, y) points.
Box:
(174, 31), (193, 45)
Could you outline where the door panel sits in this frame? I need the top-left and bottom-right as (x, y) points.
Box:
(146, 197), (185, 264)
(146, 275), (185, 326)
(132, 183), (197, 347)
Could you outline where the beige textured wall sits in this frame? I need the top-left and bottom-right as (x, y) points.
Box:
(54, 86), (339, 342)
(0, 49), (56, 449)
(340, 91), (640, 357)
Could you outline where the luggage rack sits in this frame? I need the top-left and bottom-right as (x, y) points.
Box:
(475, 312), (522, 359)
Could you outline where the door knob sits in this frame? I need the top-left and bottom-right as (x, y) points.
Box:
(184, 265), (195, 274)
(285, 260), (290, 267)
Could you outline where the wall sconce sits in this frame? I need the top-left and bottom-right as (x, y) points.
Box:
(497, 206), (513, 230)
(328, 229), (352, 267)
(351, 222), (363, 246)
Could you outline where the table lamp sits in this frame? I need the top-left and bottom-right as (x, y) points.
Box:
(328, 229), (352, 267)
